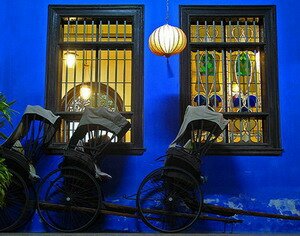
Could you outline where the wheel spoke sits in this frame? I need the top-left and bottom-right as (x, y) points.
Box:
(0, 171), (30, 232)
(38, 167), (101, 232)
(137, 167), (202, 233)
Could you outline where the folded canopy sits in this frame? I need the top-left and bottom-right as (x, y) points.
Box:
(68, 107), (131, 148)
(169, 105), (229, 147)
(2, 105), (60, 148)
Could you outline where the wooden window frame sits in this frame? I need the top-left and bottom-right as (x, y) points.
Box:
(45, 5), (145, 155)
(180, 5), (282, 155)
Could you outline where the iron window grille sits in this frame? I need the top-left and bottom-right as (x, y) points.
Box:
(180, 6), (282, 155)
(46, 5), (144, 155)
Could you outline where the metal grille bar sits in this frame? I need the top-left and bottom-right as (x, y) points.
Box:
(60, 17), (133, 143)
(190, 17), (264, 144)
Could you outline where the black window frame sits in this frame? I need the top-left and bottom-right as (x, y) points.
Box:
(45, 5), (145, 155)
(180, 5), (282, 155)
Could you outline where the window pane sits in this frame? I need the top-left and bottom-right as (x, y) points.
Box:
(226, 50), (262, 113)
(61, 49), (132, 113)
(62, 18), (132, 42)
(225, 18), (262, 43)
(227, 117), (263, 143)
(190, 20), (223, 42)
(191, 50), (225, 112)
(190, 17), (262, 43)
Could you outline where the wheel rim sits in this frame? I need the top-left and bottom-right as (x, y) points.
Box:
(37, 167), (101, 232)
(17, 182), (37, 229)
(137, 167), (203, 233)
(0, 170), (29, 232)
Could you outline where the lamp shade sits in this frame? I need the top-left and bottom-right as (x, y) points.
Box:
(149, 24), (187, 57)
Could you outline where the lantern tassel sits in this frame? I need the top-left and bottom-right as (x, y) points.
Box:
(167, 57), (174, 78)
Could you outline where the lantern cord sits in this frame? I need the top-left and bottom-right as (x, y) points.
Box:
(167, 57), (174, 78)
(166, 0), (169, 24)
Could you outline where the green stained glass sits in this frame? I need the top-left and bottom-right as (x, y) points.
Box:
(199, 53), (215, 76)
(236, 52), (251, 76)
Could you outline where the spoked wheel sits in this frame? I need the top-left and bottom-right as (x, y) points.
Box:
(0, 170), (30, 232)
(17, 182), (37, 229)
(37, 166), (102, 232)
(137, 167), (203, 233)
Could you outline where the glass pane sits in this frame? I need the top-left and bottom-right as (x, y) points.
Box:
(190, 17), (262, 43)
(191, 50), (224, 112)
(190, 48), (263, 145)
(61, 49), (132, 112)
(226, 50), (262, 113)
(228, 118), (263, 143)
(225, 17), (262, 43)
(190, 20), (223, 43)
(62, 17), (132, 42)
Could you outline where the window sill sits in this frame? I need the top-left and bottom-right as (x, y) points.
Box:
(45, 143), (146, 156)
(207, 144), (283, 156)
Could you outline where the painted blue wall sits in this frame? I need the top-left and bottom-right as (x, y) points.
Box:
(1, 0), (300, 233)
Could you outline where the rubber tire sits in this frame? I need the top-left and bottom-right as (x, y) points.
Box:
(37, 166), (102, 232)
(136, 167), (203, 233)
(0, 170), (30, 232)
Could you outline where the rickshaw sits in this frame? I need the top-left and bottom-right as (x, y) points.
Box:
(136, 105), (229, 232)
(37, 105), (239, 233)
(2, 105), (300, 233)
(37, 107), (131, 232)
(0, 105), (61, 232)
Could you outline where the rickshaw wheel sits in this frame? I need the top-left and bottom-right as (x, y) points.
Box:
(17, 182), (37, 229)
(37, 166), (102, 232)
(137, 167), (203, 233)
(0, 170), (30, 232)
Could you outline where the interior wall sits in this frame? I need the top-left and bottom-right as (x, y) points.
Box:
(1, 0), (300, 233)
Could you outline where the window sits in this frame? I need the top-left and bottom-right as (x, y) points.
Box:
(46, 5), (144, 154)
(180, 6), (281, 155)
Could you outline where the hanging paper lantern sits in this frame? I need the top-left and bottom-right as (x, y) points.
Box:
(149, 24), (187, 57)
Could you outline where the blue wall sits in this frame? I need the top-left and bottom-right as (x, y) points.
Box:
(1, 0), (300, 233)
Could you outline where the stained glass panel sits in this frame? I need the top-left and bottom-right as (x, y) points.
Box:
(227, 50), (262, 113)
(190, 22), (223, 42)
(191, 50), (224, 113)
(228, 117), (263, 143)
(190, 17), (264, 144)
(225, 18), (261, 43)
(190, 17), (262, 43)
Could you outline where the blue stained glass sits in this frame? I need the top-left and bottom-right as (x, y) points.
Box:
(194, 95), (207, 106)
(209, 95), (222, 107)
(233, 95), (257, 112)
(194, 94), (222, 107)
(233, 95), (256, 109)
(246, 95), (257, 107)
(233, 95), (243, 107)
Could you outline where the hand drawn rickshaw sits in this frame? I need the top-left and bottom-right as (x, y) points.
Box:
(0, 105), (299, 232)
(0, 105), (60, 231)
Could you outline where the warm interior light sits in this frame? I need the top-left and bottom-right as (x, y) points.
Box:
(66, 53), (76, 68)
(148, 24), (187, 57)
(80, 86), (91, 100)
